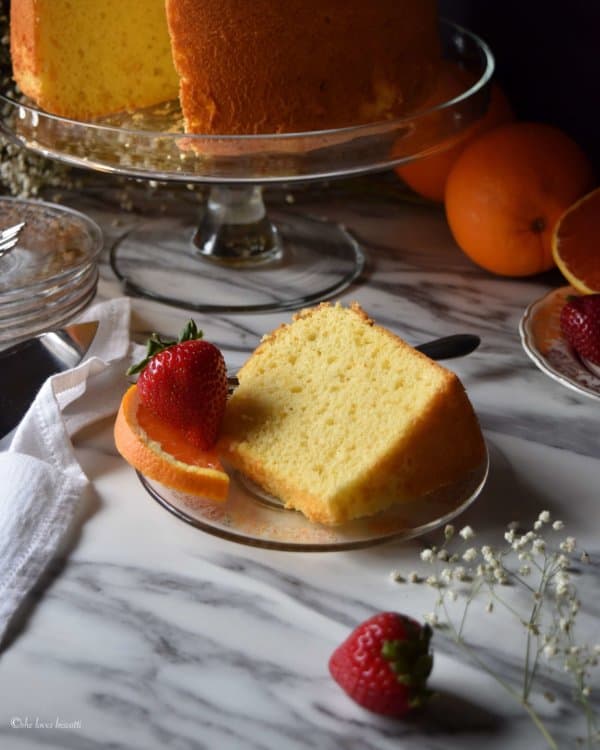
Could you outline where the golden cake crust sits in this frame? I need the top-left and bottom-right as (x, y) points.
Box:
(165, 0), (440, 135)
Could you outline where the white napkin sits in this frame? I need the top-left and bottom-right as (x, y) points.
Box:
(0, 297), (134, 644)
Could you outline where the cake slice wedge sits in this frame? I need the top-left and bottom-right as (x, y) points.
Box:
(219, 303), (485, 525)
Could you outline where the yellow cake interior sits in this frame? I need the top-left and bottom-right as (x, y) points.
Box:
(219, 303), (485, 525)
(10, 0), (178, 119)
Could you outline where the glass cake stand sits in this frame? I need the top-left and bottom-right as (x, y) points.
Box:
(0, 20), (494, 313)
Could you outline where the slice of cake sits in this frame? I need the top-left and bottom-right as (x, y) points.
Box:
(10, 0), (179, 120)
(219, 303), (485, 525)
(164, 0), (441, 135)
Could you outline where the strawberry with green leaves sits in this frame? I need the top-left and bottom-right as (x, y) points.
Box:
(128, 321), (228, 450)
(329, 612), (434, 717)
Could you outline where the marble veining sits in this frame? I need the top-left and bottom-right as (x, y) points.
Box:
(1, 174), (598, 750)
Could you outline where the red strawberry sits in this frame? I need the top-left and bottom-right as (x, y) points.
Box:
(128, 321), (228, 450)
(329, 612), (433, 717)
(560, 294), (600, 366)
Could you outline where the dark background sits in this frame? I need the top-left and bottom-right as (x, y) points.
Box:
(441, 0), (600, 171)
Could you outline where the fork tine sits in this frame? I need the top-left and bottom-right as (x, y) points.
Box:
(0, 236), (21, 254)
(0, 222), (26, 242)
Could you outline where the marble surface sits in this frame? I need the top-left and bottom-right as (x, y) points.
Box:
(1, 175), (599, 749)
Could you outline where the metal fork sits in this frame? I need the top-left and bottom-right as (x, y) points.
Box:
(0, 222), (26, 258)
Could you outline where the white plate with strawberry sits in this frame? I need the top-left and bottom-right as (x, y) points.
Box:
(519, 286), (600, 401)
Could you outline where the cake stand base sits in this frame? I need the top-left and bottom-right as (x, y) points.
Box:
(110, 194), (365, 313)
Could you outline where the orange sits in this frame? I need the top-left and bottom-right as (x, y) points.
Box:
(396, 74), (514, 203)
(445, 122), (595, 277)
(114, 384), (229, 500)
(552, 187), (600, 293)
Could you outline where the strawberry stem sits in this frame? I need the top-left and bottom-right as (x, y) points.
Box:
(127, 320), (204, 376)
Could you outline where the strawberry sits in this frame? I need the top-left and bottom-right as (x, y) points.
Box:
(128, 321), (227, 450)
(560, 294), (600, 366)
(329, 612), (433, 717)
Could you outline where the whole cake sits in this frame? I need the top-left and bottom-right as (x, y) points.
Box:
(10, 0), (440, 133)
(219, 303), (485, 525)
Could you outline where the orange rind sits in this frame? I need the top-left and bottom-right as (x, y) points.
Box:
(114, 385), (229, 501)
(552, 187), (600, 294)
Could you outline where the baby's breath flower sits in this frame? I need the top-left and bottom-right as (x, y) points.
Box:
(556, 581), (570, 598)
(390, 570), (405, 583)
(560, 537), (577, 553)
(390, 511), (597, 748)
(440, 568), (453, 583)
(532, 538), (546, 554)
(504, 529), (516, 544)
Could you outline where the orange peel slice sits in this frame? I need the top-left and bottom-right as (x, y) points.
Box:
(552, 187), (600, 294)
(114, 384), (229, 501)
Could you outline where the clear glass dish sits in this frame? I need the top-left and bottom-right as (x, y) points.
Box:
(1, 20), (494, 313)
(0, 197), (102, 345)
(138, 449), (489, 552)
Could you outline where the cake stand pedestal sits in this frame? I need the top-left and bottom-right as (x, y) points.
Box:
(0, 20), (493, 314)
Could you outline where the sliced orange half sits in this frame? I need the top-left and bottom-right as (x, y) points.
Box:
(114, 385), (229, 501)
(552, 187), (600, 294)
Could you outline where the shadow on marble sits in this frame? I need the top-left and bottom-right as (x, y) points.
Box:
(416, 688), (504, 735)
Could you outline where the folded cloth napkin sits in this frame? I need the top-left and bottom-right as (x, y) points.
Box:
(0, 297), (134, 645)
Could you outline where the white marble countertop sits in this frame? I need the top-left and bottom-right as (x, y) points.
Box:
(1, 176), (598, 749)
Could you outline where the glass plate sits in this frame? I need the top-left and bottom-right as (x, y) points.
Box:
(519, 286), (600, 401)
(0, 198), (103, 297)
(138, 449), (489, 552)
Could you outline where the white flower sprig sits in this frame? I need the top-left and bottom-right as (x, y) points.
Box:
(393, 512), (599, 750)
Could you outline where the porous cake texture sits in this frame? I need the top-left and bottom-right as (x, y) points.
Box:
(11, 0), (440, 133)
(10, 0), (179, 119)
(219, 303), (485, 525)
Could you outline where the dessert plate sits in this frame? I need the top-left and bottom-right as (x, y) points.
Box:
(138, 449), (489, 552)
(519, 286), (600, 402)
